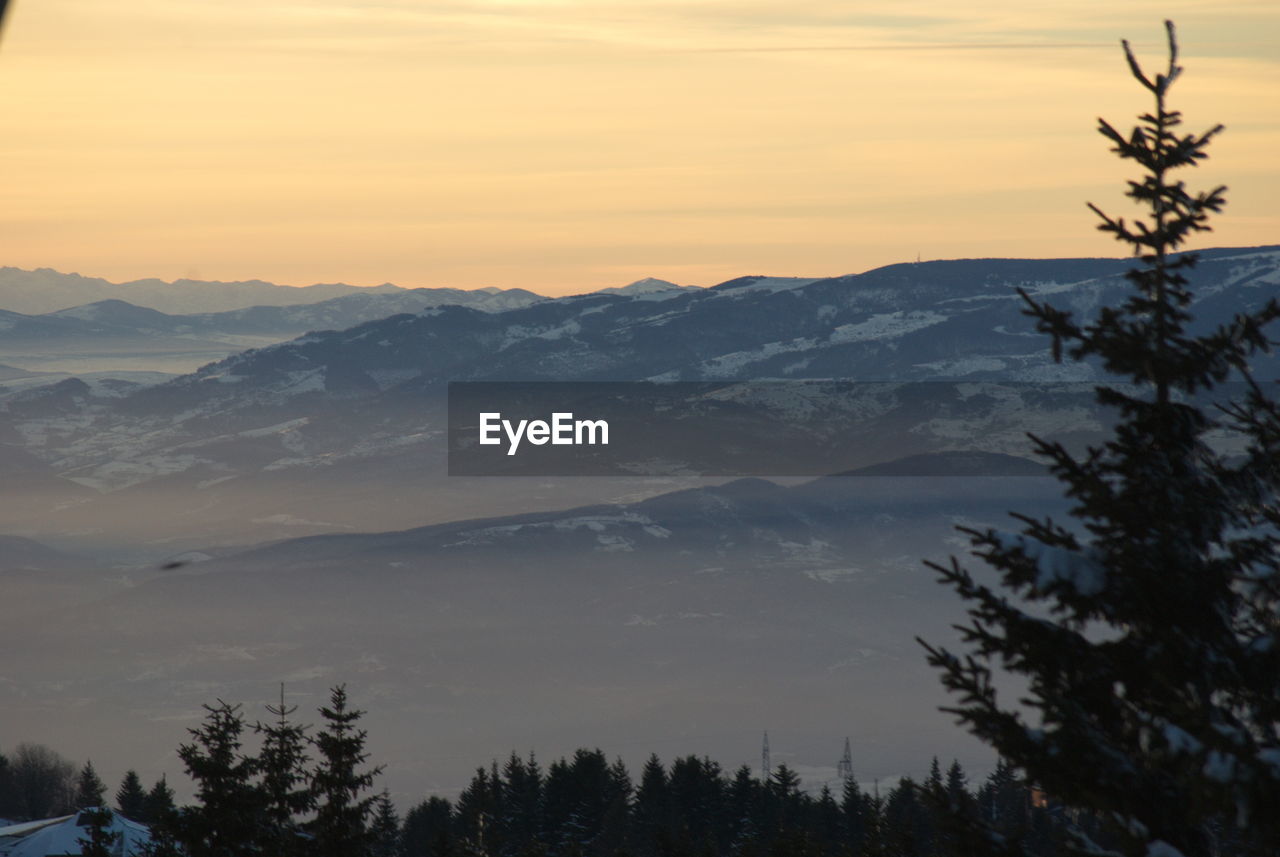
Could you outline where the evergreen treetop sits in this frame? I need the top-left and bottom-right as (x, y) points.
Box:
(73, 761), (107, 811)
(309, 684), (384, 857)
(115, 770), (148, 822)
(174, 700), (266, 857)
(920, 20), (1280, 857)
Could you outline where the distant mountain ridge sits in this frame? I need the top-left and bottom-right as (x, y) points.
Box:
(0, 267), (549, 315)
(0, 268), (698, 316)
(0, 288), (547, 344)
(156, 245), (1280, 400)
(1, 244), (1276, 548)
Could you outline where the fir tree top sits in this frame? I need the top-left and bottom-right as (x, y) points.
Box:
(920, 20), (1280, 857)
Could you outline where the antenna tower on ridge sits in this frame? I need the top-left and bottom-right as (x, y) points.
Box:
(837, 737), (853, 782)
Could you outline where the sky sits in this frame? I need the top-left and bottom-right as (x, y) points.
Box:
(0, 1), (1276, 296)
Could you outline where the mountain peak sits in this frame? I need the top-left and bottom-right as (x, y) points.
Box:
(597, 277), (688, 296)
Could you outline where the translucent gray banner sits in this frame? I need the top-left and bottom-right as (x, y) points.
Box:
(446, 380), (1145, 476)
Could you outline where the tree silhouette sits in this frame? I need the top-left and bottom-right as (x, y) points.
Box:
(920, 20), (1280, 857)
(309, 685), (383, 857)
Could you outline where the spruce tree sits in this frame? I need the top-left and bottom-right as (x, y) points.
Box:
(403, 796), (456, 857)
(920, 20), (1280, 857)
(370, 790), (401, 857)
(143, 775), (177, 826)
(74, 761), (108, 810)
(116, 770), (148, 821)
(455, 766), (498, 855)
(256, 687), (313, 856)
(309, 684), (384, 857)
(175, 700), (267, 857)
(77, 806), (120, 857)
(633, 753), (670, 857)
(838, 771), (867, 854)
(139, 775), (184, 857)
(498, 751), (544, 856)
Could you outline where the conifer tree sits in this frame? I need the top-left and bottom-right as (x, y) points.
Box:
(116, 770), (148, 821)
(920, 20), (1280, 857)
(143, 776), (177, 826)
(74, 761), (108, 810)
(727, 765), (761, 857)
(370, 790), (401, 857)
(309, 684), (384, 857)
(498, 751), (544, 855)
(633, 753), (670, 857)
(175, 700), (266, 857)
(456, 766), (498, 854)
(77, 806), (120, 857)
(140, 783), (184, 857)
(839, 772), (867, 854)
(403, 796), (456, 857)
(256, 686), (313, 856)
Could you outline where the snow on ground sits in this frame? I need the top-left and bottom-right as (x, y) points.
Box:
(828, 310), (948, 343)
(912, 356), (1009, 376)
(721, 277), (822, 294)
(368, 368), (421, 390)
(695, 336), (820, 377)
(441, 511), (671, 548)
(500, 320), (582, 349)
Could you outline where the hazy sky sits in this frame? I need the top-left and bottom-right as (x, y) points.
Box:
(0, 1), (1276, 295)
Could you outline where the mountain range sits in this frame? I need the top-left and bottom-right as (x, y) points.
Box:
(0, 267), (542, 315)
(0, 245), (1276, 801)
(1, 245), (1275, 552)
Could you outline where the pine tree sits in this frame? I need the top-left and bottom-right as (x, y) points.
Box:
(839, 772), (867, 854)
(256, 686), (313, 856)
(175, 700), (267, 857)
(309, 684), (384, 857)
(455, 766), (498, 854)
(498, 752), (543, 856)
(811, 785), (843, 856)
(727, 765), (762, 857)
(632, 754), (669, 857)
(920, 20), (1280, 857)
(116, 770), (148, 821)
(371, 790), (402, 857)
(74, 761), (108, 810)
(143, 775), (177, 826)
(140, 785), (184, 857)
(403, 796), (456, 857)
(881, 778), (927, 857)
(77, 806), (121, 857)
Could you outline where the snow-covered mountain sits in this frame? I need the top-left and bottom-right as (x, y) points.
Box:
(587, 277), (699, 297)
(0, 246), (1275, 548)
(141, 246), (1280, 396)
(1, 246), (1277, 800)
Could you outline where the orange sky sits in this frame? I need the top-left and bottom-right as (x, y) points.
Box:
(0, 1), (1276, 295)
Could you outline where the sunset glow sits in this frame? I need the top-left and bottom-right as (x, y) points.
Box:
(1, 1), (1276, 294)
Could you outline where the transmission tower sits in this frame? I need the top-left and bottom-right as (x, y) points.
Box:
(837, 737), (853, 782)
